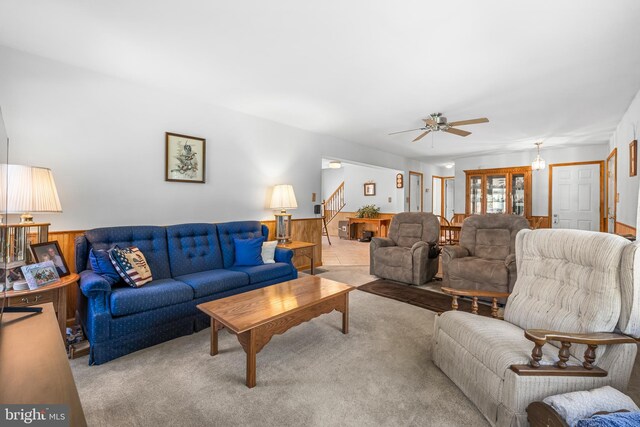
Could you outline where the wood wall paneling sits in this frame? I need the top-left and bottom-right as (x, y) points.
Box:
(615, 221), (636, 237)
(47, 219), (322, 326)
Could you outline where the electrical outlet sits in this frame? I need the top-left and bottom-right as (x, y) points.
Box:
(388, 197), (392, 203)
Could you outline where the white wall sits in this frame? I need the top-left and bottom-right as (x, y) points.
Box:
(0, 47), (434, 231)
(608, 88), (640, 229)
(453, 144), (609, 215)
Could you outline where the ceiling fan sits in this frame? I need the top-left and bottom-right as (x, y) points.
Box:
(389, 113), (489, 142)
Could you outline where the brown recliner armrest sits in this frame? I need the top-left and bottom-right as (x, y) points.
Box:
(441, 245), (469, 262)
(511, 329), (637, 377)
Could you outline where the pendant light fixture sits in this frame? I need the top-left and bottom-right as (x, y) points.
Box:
(531, 142), (546, 171)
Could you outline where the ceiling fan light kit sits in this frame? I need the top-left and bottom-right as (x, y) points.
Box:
(389, 113), (489, 143)
(531, 142), (546, 171)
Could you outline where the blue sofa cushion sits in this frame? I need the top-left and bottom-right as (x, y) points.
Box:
(109, 278), (193, 317)
(229, 262), (293, 284)
(175, 269), (250, 298)
(89, 248), (120, 285)
(85, 226), (172, 280)
(233, 237), (265, 266)
(166, 223), (224, 277)
(217, 221), (268, 268)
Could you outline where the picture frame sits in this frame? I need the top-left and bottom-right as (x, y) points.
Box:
(630, 140), (637, 177)
(0, 264), (26, 291)
(29, 240), (70, 277)
(21, 261), (60, 290)
(165, 132), (206, 183)
(364, 182), (376, 196)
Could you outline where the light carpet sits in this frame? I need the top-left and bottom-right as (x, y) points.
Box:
(70, 266), (639, 426)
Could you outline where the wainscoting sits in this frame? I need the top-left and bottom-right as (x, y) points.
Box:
(615, 221), (637, 237)
(48, 218), (322, 326)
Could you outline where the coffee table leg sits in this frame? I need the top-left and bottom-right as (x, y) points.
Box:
(342, 293), (349, 334)
(210, 318), (218, 356)
(245, 329), (257, 388)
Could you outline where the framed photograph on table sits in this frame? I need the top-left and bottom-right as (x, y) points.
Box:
(364, 182), (376, 196)
(21, 261), (60, 290)
(165, 132), (206, 183)
(29, 241), (70, 277)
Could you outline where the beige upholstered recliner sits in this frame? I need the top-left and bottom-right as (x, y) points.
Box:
(442, 214), (530, 293)
(433, 229), (640, 427)
(369, 212), (440, 285)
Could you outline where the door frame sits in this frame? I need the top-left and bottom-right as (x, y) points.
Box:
(548, 160), (605, 232)
(408, 171), (424, 212)
(432, 175), (454, 217)
(606, 148), (617, 233)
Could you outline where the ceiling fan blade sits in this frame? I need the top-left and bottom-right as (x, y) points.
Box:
(423, 118), (436, 126)
(412, 130), (431, 142)
(388, 127), (425, 135)
(443, 127), (471, 137)
(448, 117), (489, 127)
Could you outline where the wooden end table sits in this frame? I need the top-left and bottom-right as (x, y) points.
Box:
(197, 276), (354, 388)
(1, 273), (79, 339)
(277, 240), (317, 274)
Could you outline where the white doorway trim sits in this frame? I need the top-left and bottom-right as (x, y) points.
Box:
(408, 171), (424, 212)
(548, 161), (605, 232)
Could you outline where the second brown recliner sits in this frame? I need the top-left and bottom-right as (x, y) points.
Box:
(441, 214), (530, 293)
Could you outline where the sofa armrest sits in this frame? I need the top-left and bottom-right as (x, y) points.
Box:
(441, 245), (469, 262)
(79, 270), (112, 297)
(274, 247), (294, 264)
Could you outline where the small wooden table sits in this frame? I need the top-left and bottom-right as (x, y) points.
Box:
(0, 303), (87, 426)
(347, 217), (391, 240)
(197, 276), (355, 388)
(1, 273), (79, 338)
(277, 240), (316, 274)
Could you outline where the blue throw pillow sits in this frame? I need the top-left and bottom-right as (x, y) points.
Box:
(234, 237), (265, 266)
(89, 248), (121, 285)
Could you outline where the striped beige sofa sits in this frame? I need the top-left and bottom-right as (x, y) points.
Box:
(432, 229), (640, 427)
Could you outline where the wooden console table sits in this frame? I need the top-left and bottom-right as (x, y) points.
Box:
(347, 217), (391, 240)
(1, 273), (79, 338)
(0, 303), (87, 426)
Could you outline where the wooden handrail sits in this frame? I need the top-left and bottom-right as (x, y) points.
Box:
(323, 181), (345, 224)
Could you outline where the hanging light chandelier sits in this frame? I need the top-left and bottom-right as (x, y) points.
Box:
(531, 142), (546, 171)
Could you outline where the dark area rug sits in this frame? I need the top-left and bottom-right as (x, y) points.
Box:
(358, 279), (494, 317)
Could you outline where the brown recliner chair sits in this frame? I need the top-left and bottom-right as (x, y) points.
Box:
(442, 214), (530, 293)
(369, 212), (440, 285)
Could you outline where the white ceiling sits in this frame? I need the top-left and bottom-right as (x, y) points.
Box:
(1, 0), (640, 163)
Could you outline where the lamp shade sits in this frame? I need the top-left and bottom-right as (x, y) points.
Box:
(0, 164), (62, 213)
(270, 184), (298, 210)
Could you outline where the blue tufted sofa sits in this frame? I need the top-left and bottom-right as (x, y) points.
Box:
(75, 221), (297, 365)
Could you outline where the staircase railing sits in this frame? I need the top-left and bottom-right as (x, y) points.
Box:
(323, 181), (345, 224)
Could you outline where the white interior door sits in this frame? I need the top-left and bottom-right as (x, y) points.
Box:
(445, 178), (455, 220)
(551, 163), (600, 231)
(409, 172), (423, 212)
(432, 177), (442, 216)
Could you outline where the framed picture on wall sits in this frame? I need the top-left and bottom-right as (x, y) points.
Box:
(165, 132), (206, 183)
(364, 182), (376, 196)
(630, 140), (637, 177)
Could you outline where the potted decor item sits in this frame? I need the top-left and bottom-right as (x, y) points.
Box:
(356, 204), (380, 219)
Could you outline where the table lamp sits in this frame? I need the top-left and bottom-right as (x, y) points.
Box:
(0, 164), (62, 224)
(270, 184), (297, 243)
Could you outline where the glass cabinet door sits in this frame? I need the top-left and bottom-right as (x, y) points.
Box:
(486, 175), (507, 214)
(469, 176), (483, 214)
(511, 173), (526, 216)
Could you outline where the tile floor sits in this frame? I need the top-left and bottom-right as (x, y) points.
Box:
(322, 235), (370, 266)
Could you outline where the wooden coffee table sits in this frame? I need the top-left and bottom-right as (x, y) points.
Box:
(197, 275), (355, 388)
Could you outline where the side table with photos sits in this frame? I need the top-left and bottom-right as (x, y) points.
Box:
(0, 273), (79, 339)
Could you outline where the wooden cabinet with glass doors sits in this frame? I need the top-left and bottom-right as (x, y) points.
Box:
(465, 166), (532, 218)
